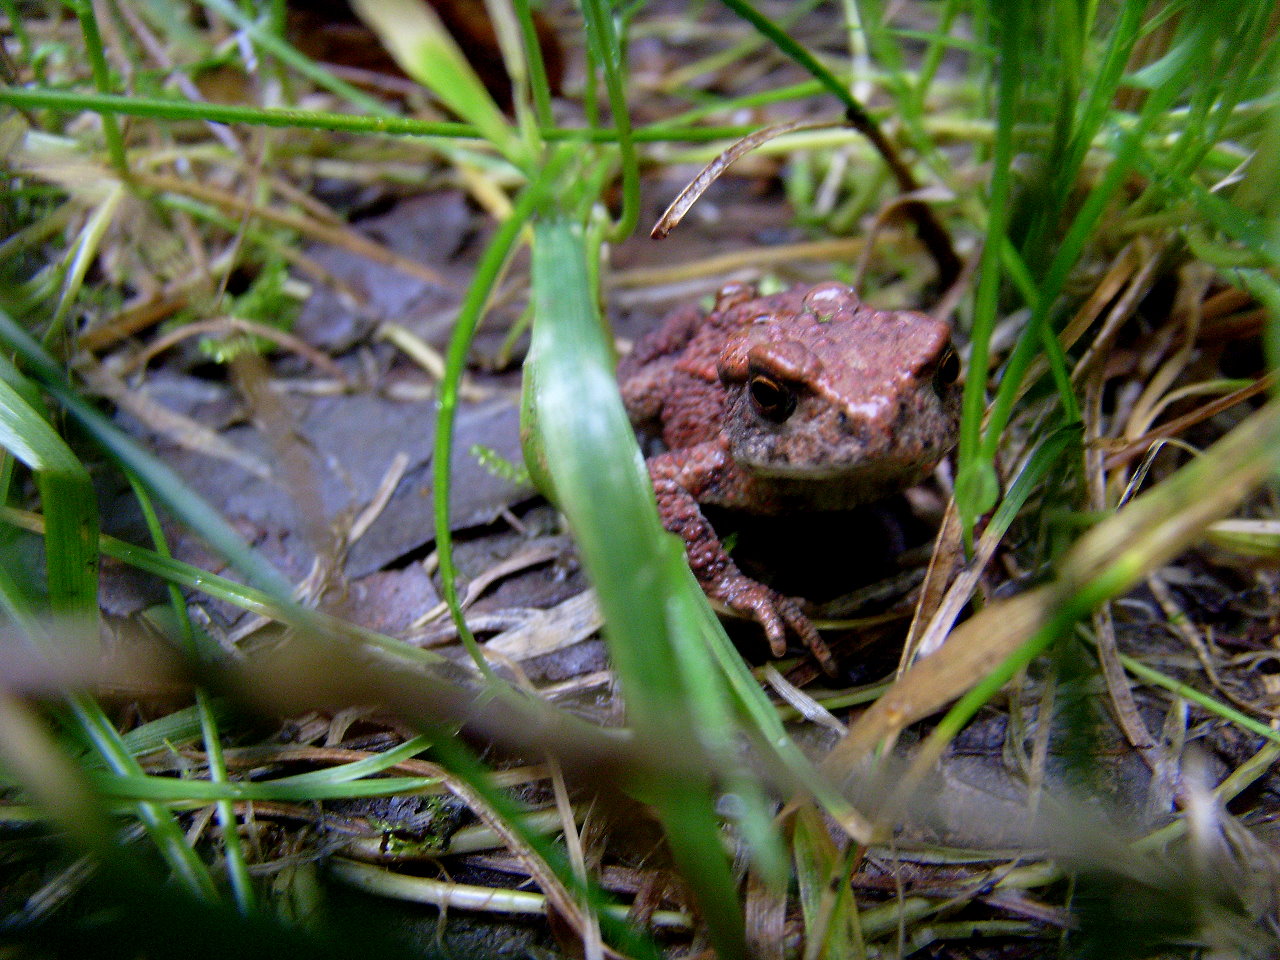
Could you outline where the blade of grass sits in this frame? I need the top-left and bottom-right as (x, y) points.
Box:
(0, 86), (764, 143)
(875, 394), (1280, 817)
(83, 772), (497, 806)
(127, 472), (254, 913)
(974, 5), (1215, 515)
(45, 181), (123, 348)
(661, 553), (789, 887)
(0, 361), (220, 897)
(1115, 651), (1280, 749)
(67, 0), (125, 171)
(718, 0), (959, 283)
(526, 216), (746, 958)
(197, 0), (389, 116)
(350, 0), (524, 167)
(432, 155), (566, 678)
(0, 306), (291, 597)
(117, 699), (236, 757)
(513, 0), (555, 129)
(0, 365), (98, 625)
(258, 735), (433, 788)
(63, 695), (221, 898)
(0, 87), (473, 135)
(954, 0), (1025, 527)
(580, 0), (640, 240)
(0, 504), (448, 670)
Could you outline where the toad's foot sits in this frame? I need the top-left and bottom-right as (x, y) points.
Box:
(708, 575), (838, 677)
(650, 453), (838, 675)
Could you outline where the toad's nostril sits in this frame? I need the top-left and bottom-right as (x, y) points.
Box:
(835, 409), (876, 445)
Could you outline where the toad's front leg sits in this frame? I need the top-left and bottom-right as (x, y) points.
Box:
(647, 444), (838, 676)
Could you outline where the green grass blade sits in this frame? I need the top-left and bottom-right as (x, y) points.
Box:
(580, 0), (640, 239)
(0, 503), (447, 670)
(117, 700), (237, 757)
(0, 87), (472, 136)
(263, 735), (432, 788)
(0, 307), (291, 597)
(525, 217), (677, 703)
(661, 553), (788, 887)
(0, 367), (215, 896)
(513, 0), (555, 128)
(46, 181), (123, 347)
(718, 0), (860, 118)
(67, 0), (125, 170)
(0, 365), (98, 628)
(350, 0), (524, 167)
(0, 86), (772, 146)
(955, 1), (1024, 527)
(88, 773), (440, 804)
(63, 695), (220, 899)
(196, 0), (390, 116)
(526, 216), (747, 959)
(978, 6), (1214, 484)
(0, 364), (86, 478)
(433, 159), (564, 676)
(128, 473), (254, 912)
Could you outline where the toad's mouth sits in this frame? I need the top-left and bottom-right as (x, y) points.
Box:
(733, 444), (937, 494)
(737, 459), (870, 481)
(733, 452), (934, 511)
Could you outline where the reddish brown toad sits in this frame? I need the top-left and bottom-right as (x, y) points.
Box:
(619, 280), (961, 674)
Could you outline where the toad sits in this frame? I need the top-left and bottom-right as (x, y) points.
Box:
(619, 280), (961, 674)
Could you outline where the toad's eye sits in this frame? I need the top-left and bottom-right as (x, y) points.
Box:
(931, 345), (960, 393)
(748, 374), (797, 423)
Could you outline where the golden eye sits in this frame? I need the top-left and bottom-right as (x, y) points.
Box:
(749, 374), (796, 423)
(932, 345), (960, 392)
